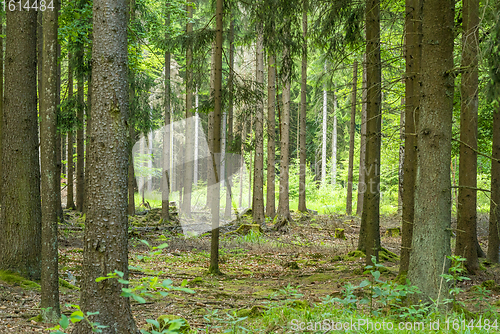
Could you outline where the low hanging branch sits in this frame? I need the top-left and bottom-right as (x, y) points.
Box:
(452, 137), (500, 163)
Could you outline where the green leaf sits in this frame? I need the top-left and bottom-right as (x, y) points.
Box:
(358, 280), (370, 288)
(114, 270), (124, 278)
(118, 279), (130, 284)
(96, 277), (110, 282)
(140, 239), (150, 247)
(156, 243), (169, 249)
(59, 315), (70, 329)
(372, 271), (381, 280)
(132, 294), (147, 304)
(146, 319), (160, 329)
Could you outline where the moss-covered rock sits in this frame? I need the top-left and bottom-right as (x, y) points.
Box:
(345, 250), (365, 261)
(227, 224), (263, 236)
(235, 305), (268, 318)
(379, 248), (399, 262)
(144, 314), (190, 333)
(59, 278), (79, 290)
(0, 270), (40, 290)
(385, 227), (400, 237)
(331, 255), (343, 262)
(187, 277), (204, 287)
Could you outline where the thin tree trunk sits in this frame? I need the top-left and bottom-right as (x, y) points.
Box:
(398, 94), (404, 216)
(128, 126), (136, 216)
(407, 0), (454, 303)
(194, 89), (199, 186)
(356, 54), (367, 216)
(76, 46), (85, 212)
(182, 4), (194, 217)
(0, 22), (4, 202)
(321, 62), (328, 185)
(331, 92), (337, 186)
(360, 0), (382, 266)
(161, 7), (171, 221)
(74, 0), (138, 328)
(209, 0), (223, 275)
(0, 9), (41, 280)
(56, 22), (63, 221)
(40, 4), (61, 321)
(298, 0), (307, 212)
(455, 0), (479, 273)
(252, 25), (265, 224)
(266, 56), (277, 217)
(67, 54), (76, 210)
(400, 0), (422, 275)
(488, 105), (500, 263)
(225, 18), (235, 219)
(346, 61), (358, 215)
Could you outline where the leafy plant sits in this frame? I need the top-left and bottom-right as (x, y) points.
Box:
(47, 304), (107, 333)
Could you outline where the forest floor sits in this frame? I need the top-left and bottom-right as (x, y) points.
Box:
(0, 207), (499, 333)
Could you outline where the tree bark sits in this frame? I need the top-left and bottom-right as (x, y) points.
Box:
(67, 54), (76, 210)
(455, 0), (479, 273)
(0, 9), (41, 280)
(321, 62), (328, 185)
(407, 0), (454, 303)
(76, 45), (85, 212)
(182, 4), (194, 217)
(298, 0), (308, 212)
(225, 18), (235, 219)
(400, 0), (422, 275)
(73, 0), (138, 330)
(331, 92), (337, 186)
(162, 7), (171, 222)
(0, 22), (4, 200)
(346, 61), (358, 215)
(252, 25), (265, 224)
(488, 105), (500, 263)
(359, 0), (382, 266)
(209, 0), (223, 275)
(40, 4), (61, 321)
(356, 54), (368, 216)
(266, 56), (277, 218)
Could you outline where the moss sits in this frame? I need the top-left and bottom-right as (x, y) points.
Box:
(305, 273), (335, 283)
(379, 248), (400, 262)
(452, 302), (476, 320)
(286, 300), (309, 309)
(345, 250), (365, 261)
(479, 280), (500, 292)
(227, 224), (263, 236)
(352, 268), (363, 275)
(331, 255), (343, 262)
(187, 277), (204, 287)
(283, 261), (300, 270)
(144, 315), (190, 333)
(385, 227), (400, 237)
(334, 228), (346, 240)
(235, 305), (268, 318)
(59, 278), (79, 290)
(29, 314), (43, 323)
(0, 270), (40, 290)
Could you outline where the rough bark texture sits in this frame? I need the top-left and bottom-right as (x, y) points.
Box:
(331, 92), (337, 186)
(252, 26), (265, 224)
(67, 55), (76, 210)
(73, 0), (139, 330)
(321, 63), (328, 185)
(182, 4), (194, 217)
(209, 0), (223, 275)
(488, 106), (500, 263)
(162, 9), (171, 222)
(276, 48), (292, 226)
(346, 61), (358, 215)
(0, 9), (42, 280)
(76, 46), (85, 212)
(225, 18), (235, 219)
(128, 126), (136, 216)
(298, 2), (307, 212)
(407, 0), (454, 303)
(455, 0), (479, 273)
(0, 22), (3, 199)
(400, 0), (422, 275)
(40, 4), (61, 321)
(359, 0), (382, 266)
(356, 55), (367, 216)
(266, 55), (276, 217)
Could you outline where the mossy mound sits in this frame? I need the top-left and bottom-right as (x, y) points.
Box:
(471, 280), (500, 293)
(385, 227), (400, 237)
(334, 228), (346, 240)
(379, 248), (399, 262)
(144, 314), (190, 333)
(59, 278), (79, 290)
(345, 250), (365, 261)
(286, 300), (309, 309)
(187, 277), (204, 287)
(236, 305), (268, 318)
(331, 255), (343, 262)
(283, 261), (300, 270)
(0, 270), (40, 290)
(227, 224), (263, 236)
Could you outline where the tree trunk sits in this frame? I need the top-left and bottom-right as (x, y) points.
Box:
(128, 126), (136, 216)
(225, 18), (235, 219)
(209, 0), (223, 275)
(266, 56), (276, 217)
(76, 46), (85, 212)
(346, 61), (358, 215)
(356, 54), (368, 216)
(455, 0), (479, 273)
(321, 62), (328, 185)
(73, 0), (138, 330)
(0, 9), (41, 280)
(298, 1), (307, 212)
(252, 25), (265, 224)
(400, 0), (422, 275)
(162, 8), (171, 222)
(67, 54), (76, 210)
(488, 105), (500, 263)
(331, 92), (337, 186)
(182, 4), (194, 217)
(276, 47), (292, 227)
(0, 22), (4, 201)
(56, 22), (63, 221)
(407, 0), (454, 303)
(40, 4), (61, 321)
(359, 0), (382, 266)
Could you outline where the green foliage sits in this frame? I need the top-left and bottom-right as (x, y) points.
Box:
(0, 270), (41, 290)
(47, 304), (107, 333)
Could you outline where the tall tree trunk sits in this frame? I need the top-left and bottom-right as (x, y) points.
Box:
(346, 61), (358, 215)
(74, 0), (138, 329)
(40, 4), (61, 321)
(162, 8), (171, 222)
(331, 92), (337, 186)
(488, 105), (500, 263)
(76, 46), (85, 212)
(209, 0), (223, 275)
(407, 0), (454, 303)
(359, 0), (382, 265)
(266, 56), (276, 217)
(321, 62), (328, 185)
(400, 0), (422, 275)
(455, 0), (479, 273)
(225, 18), (235, 219)
(356, 54), (368, 216)
(252, 26), (265, 224)
(398, 93), (404, 216)
(56, 20), (63, 221)
(182, 4), (194, 217)
(298, 1), (307, 212)
(128, 126), (136, 216)
(67, 54), (76, 210)
(239, 120), (246, 209)
(0, 22), (4, 199)
(0, 9), (41, 280)
(248, 114), (253, 207)
(276, 47), (292, 227)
